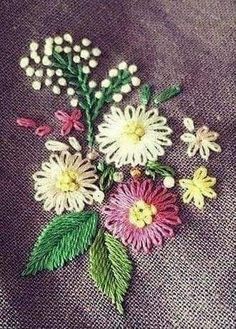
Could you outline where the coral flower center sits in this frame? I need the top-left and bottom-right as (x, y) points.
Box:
(56, 170), (78, 192)
(122, 121), (145, 144)
(129, 200), (157, 228)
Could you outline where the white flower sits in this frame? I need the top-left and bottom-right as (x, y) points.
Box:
(96, 105), (172, 167)
(34, 56), (41, 64)
(88, 80), (97, 88)
(63, 33), (73, 43)
(45, 78), (52, 86)
(91, 47), (101, 57)
(118, 61), (128, 70)
(70, 98), (78, 107)
(45, 37), (53, 44)
(33, 151), (98, 214)
(32, 81), (42, 90)
(58, 77), (67, 86)
(20, 57), (29, 68)
(35, 69), (43, 77)
(30, 41), (39, 51)
(82, 66), (90, 74)
(52, 85), (61, 94)
(112, 93), (123, 102)
(42, 56), (51, 66)
(55, 69), (63, 76)
(89, 59), (98, 68)
(54, 36), (63, 45)
(163, 176), (175, 188)
(80, 49), (90, 60)
(44, 44), (53, 56)
(109, 68), (118, 78)
(95, 91), (103, 99)
(67, 87), (75, 96)
(73, 55), (80, 63)
(120, 84), (131, 93)
(73, 45), (81, 52)
(55, 46), (63, 53)
(101, 79), (111, 88)
(180, 120), (221, 160)
(63, 46), (71, 53)
(93, 190), (105, 204)
(128, 64), (138, 74)
(30, 51), (38, 59)
(113, 171), (124, 182)
(46, 68), (55, 77)
(25, 67), (35, 77)
(131, 76), (141, 86)
(82, 38), (91, 46)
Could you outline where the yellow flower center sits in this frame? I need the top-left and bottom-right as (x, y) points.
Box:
(122, 121), (145, 144)
(56, 170), (78, 192)
(129, 200), (157, 228)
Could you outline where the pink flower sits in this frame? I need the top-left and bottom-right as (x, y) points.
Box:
(103, 179), (181, 253)
(55, 109), (85, 136)
(35, 125), (52, 137)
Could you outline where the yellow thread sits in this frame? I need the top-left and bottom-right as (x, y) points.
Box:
(122, 121), (145, 144)
(56, 170), (78, 192)
(129, 200), (157, 228)
(179, 166), (216, 209)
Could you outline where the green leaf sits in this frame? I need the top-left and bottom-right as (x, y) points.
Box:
(146, 160), (175, 178)
(23, 211), (99, 276)
(97, 161), (115, 191)
(89, 229), (132, 314)
(139, 84), (151, 105)
(153, 84), (181, 105)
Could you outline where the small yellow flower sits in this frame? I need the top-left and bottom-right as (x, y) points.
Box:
(179, 166), (216, 209)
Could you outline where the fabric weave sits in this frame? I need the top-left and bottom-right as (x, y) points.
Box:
(1, 0), (235, 328)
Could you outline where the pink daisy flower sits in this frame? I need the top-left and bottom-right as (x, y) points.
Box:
(103, 179), (181, 253)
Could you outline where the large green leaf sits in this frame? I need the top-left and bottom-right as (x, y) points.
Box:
(153, 84), (181, 105)
(23, 211), (99, 276)
(89, 229), (133, 314)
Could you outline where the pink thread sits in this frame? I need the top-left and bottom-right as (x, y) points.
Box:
(103, 179), (181, 253)
(16, 117), (37, 128)
(55, 109), (85, 136)
(35, 125), (52, 137)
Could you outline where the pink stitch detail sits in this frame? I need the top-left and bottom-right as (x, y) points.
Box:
(16, 118), (37, 128)
(35, 125), (52, 137)
(55, 109), (85, 136)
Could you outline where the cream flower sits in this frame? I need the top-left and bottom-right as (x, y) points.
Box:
(96, 105), (172, 167)
(180, 118), (221, 160)
(33, 151), (99, 214)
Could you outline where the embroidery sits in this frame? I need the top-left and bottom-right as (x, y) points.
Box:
(180, 117), (221, 160)
(179, 166), (217, 209)
(19, 33), (221, 314)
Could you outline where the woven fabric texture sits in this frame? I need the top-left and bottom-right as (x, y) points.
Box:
(1, 0), (235, 328)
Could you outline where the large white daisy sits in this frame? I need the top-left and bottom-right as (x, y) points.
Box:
(96, 105), (172, 167)
(33, 151), (99, 214)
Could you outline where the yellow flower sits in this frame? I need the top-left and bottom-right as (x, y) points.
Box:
(179, 166), (216, 209)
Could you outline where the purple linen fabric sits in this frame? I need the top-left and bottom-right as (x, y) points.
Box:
(1, 0), (235, 328)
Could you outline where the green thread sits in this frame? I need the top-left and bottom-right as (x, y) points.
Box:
(52, 52), (135, 146)
(97, 161), (116, 191)
(89, 229), (132, 314)
(22, 211), (99, 276)
(139, 84), (152, 105)
(153, 84), (181, 105)
(146, 160), (175, 179)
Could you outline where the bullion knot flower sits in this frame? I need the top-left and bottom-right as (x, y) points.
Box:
(96, 105), (172, 167)
(55, 109), (85, 136)
(179, 166), (217, 209)
(180, 118), (221, 160)
(103, 179), (181, 253)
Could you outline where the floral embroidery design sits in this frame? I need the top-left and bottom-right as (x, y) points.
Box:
(180, 117), (221, 160)
(96, 105), (172, 167)
(18, 33), (220, 314)
(103, 179), (181, 253)
(33, 151), (99, 214)
(179, 166), (217, 209)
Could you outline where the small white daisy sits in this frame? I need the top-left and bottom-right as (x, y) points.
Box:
(33, 151), (99, 214)
(96, 105), (172, 167)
